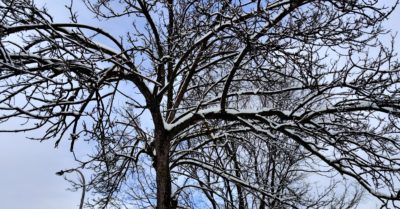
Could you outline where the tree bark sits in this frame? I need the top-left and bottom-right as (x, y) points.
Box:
(155, 128), (173, 209)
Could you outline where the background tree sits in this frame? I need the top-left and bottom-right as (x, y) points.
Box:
(1, 0), (400, 208)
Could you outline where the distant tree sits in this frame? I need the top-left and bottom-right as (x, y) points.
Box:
(1, 0), (400, 208)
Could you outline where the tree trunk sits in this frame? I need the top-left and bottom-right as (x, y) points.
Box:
(155, 129), (173, 209)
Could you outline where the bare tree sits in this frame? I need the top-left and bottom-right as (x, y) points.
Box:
(1, 0), (400, 208)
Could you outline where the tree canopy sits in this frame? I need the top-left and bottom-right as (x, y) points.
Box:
(1, 0), (400, 208)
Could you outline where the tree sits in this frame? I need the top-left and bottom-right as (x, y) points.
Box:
(1, 0), (400, 208)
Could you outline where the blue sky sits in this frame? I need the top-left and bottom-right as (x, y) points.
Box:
(0, 133), (80, 209)
(0, 1), (399, 209)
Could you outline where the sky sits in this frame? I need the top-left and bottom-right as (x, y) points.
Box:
(0, 1), (87, 209)
(0, 1), (400, 209)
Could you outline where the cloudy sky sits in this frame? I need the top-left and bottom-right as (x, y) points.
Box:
(0, 1), (400, 209)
